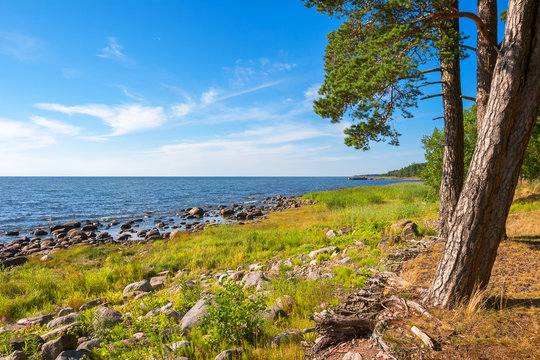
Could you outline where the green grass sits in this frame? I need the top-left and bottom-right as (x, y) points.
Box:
(0, 182), (435, 359)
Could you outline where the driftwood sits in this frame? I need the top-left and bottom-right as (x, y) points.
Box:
(372, 321), (397, 360)
(311, 310), (374, 353)
(411, 326), (437, 350)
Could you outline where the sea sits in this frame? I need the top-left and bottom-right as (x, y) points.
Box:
(0, 177), (418, 243)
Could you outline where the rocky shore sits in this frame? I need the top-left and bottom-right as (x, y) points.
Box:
(0, 196), (314, 269)
(0, 220), (428, 360)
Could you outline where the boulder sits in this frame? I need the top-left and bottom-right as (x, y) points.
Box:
(123, 279), (152, 297)
(188, 207), (204, 216)
(17, 314), (53, 326)
(41, 322), (82, 342)
(220, 208), (235, 218)
(92, 307), (123, 329)
(54, 350), (87, 360)
(326, 230), (338, 239)
(76, 338), (102, 352)
(41, 334), (78, 360)
(242, 272), (268, 289)
(214, 348), (242, 360)
(390, 220), (419, 240)
(343, 352), (364, 360)
(58, 308), (74, 317)
(79, 299), (101, 311)
(150, 276), (167, 290)
(8, 334), (44, 352)
(0, 350), (28, 360)
(308, 246), (339, 259)
(41, 255), (53, 262)
(271, 330), (301, 347)
(275, 295), (296, 314)
(47, 313), (79, 329)
(81, 224), (98, 232)
(180, 295), (212, 333)
(1, 256), (28, 269)
(163, 309), (183, 323)
(169, 230), (181, 239)
(263, 305), (287, 321)
(170, 340), (191, 351)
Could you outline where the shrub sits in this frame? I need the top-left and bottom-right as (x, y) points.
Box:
(202, 281), (265, 349)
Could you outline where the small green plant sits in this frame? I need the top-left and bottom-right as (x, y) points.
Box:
(202, 281), (265, 350)
(334, 266), (368, 288)
(315, 253), (331, 263)
(22, 334), (41, 356)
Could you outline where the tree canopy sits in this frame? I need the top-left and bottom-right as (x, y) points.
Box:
(303, 0), (461, 150)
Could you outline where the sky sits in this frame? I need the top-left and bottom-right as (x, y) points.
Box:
(0, 0), (508, 176)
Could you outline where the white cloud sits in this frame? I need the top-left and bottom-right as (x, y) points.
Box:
(171, 103), (195, 118)
(200, 88), (218, 107)
(35, 103), (167, 136)
(30, 116), (80, 136)
(97, 37), (127, 61)
(0, 32), (44, 60)
(0, 117), (55, 151)
(304, 84), (321, 101)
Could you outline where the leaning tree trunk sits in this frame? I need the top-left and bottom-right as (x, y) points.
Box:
(476, 0), (498, 129)
(424, 0), (540, 308)
(437, 0), (464, 240)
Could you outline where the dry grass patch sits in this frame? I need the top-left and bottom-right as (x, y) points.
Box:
(394, 188), (540, 359)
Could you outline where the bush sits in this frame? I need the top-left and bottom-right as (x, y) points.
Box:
(202, 281), (265, 349)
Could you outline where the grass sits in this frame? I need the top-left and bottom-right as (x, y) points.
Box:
(19, 180), (540, 359)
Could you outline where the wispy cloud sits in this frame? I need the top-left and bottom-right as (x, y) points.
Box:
(223, 58), (296, 86)
(0, 117), (55, 151)
(97, 37), (127, 61)
(0, 32), (44, 60)
(35, 103), (166, 136)
(30, 116), (81, 136)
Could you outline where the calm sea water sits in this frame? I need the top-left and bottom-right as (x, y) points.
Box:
(0, 177), (416, 242)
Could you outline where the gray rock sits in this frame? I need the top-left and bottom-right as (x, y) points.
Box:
(41, 334), (77, 360)
(76, 338), (102, 352)
(271, 330), (301, 347)
(92, 307), (123, 329)
(263, 305), (287, 321)
(41, 322), (82, 342)
(343, 352), (363, 360)
(188, 207), (205, 216)
(58, 308), (74, 317)
(17, 314), (53, 326)
(47, 313), (79, 329)
(79, 299), (101, 311)
(54, 350), (87, 360)
(326, 230), (338, 239)
(180, 295), (212, 333)
(123, 279), (152, 297)
(150, 276), (167, 290)
(170, 340), (191, 351)
(214, 348), (242, 360)
(308, 246), (339, 259)
(242, 271), (268, 289)
(41, 255), (53, 262)
(163, 309), (183, 323)
(0, 350), (28, 360)
(8, 334), (44, 352)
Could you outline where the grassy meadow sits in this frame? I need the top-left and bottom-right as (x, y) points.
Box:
(1, 181), (537, 359)
(0, 183), (436, 359)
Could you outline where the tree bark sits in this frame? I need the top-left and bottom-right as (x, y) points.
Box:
(437, 0), (464, 239)
(424, 0), (540, 308)
(476, 0), (498, 129)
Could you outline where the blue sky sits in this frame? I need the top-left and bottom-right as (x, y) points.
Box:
(0, 1), (507, 176)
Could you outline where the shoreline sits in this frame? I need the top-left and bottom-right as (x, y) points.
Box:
(0, 195), (314, 268)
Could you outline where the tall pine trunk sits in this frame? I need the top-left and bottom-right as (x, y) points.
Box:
(424, 0), (540, 308)
(437, 0), (464, 240)
(476, 0), (498, 129)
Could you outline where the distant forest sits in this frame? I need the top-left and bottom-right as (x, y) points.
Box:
(382, 162), (426, 177)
